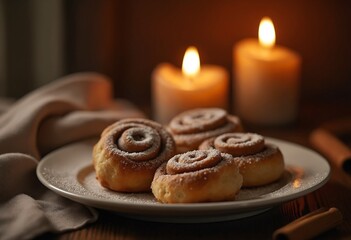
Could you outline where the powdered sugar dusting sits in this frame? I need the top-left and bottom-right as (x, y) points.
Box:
(41, 165), (157, 204)
(40, 163), (311, 204)
(236, 170), (291, 200)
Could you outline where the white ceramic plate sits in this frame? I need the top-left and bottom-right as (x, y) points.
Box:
(37, 137), (330, 223)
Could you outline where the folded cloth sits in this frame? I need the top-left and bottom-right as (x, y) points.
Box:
(0, 98), (14, 115)
(0, 72), (145, 240)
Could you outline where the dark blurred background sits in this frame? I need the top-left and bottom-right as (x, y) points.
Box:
(1, 0), (351, 116)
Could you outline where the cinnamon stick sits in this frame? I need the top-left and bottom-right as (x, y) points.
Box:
(273, 207), (343, 240)
(310, 128), (351, 174)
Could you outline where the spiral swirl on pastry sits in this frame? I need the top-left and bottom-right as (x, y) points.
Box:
(169, 108), (227, 134)
(166, 150), (223, 174)
(199, 133), (284, 187)
(200, 133), (265, 157)
(93, 118), (176, 192)
(167, 108), (243, 153)
(151, 149), (243, 203)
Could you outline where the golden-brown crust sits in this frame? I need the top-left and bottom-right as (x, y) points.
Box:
(233, 144), (285, 187)
(199, 133), (284, 187)
(167, 108), (244, 153)
(93, 118), (176, 192)
(151, 149), (243, 203)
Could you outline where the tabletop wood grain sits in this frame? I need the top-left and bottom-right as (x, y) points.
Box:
(36, 100), (351, 240)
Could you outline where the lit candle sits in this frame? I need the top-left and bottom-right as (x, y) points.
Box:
(234, 17), (301, 125)
(152, 46), (229, 124)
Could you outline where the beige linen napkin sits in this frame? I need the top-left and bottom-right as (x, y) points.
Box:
(0, 72), (144, 240)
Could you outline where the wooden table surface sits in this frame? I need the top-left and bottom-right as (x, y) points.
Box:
(36, 100), (351, 240)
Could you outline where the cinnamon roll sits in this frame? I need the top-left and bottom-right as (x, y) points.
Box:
(199, 133), (284, 187)
(151, 149), (243, 203)
(167, 108), (243, 153)
(93, 118), (176, 192)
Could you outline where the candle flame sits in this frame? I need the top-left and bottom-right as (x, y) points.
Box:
(182, 46), (200, 77)
(258, 17), (276, 48)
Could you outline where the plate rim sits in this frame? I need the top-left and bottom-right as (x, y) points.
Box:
(36, 137), (331, 216)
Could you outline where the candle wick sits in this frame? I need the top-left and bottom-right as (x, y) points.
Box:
(262, 46), (273, 57)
